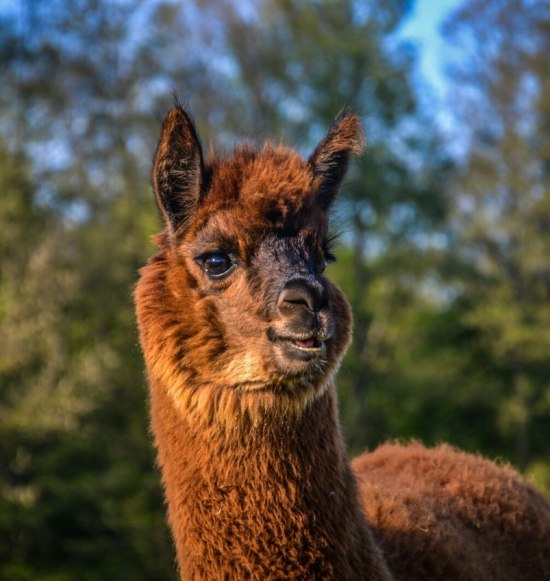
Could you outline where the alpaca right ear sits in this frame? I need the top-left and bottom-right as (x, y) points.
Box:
(308, 113), (365, 210)
(152, 106), (204, 236)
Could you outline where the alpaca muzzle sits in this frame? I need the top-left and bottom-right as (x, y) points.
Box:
(271, 275), (335, 362)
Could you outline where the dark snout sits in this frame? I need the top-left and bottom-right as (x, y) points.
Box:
(277, 276), (331, 337)
(270, 273), (335, 365)
(257, 235), (337, 370)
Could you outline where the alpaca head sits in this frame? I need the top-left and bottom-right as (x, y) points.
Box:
(138, 106), (364, 427)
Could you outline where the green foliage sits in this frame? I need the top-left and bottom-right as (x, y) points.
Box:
(0, 142), (176, 580)
(444, 0), (550, 470)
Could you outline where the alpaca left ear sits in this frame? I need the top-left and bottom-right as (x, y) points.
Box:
(308, 113), (365, 209)
(152, 106), (205, 237)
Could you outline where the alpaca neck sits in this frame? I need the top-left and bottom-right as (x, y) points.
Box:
(150, 380), (392, 580)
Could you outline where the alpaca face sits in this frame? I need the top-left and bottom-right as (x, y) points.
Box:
(172, 172), (346, 393)
(139, 106), (364, 422)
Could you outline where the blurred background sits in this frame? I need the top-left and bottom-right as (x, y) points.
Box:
(1, 0), (549, 578)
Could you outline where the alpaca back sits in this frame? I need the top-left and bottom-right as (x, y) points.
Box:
(354, 443), (550, 581)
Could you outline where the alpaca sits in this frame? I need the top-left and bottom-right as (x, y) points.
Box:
(134, 105), (550, 580)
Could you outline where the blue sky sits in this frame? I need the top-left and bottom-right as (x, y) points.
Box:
(0, 0), (464, 114)
(400, 0), (464, 98)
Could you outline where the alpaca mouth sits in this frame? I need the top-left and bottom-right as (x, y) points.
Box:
(271, 333), (326, 364)
(288, 337), (322, 351)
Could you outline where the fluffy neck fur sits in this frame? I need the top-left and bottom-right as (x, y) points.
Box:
(149, 371), (390, 580)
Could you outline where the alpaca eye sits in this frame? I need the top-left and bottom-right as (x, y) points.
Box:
(202, 253), (234, 278)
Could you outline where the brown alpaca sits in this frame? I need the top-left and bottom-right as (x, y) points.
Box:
(135, 105), (550, 580)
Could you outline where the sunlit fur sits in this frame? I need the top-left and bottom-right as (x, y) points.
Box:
(135, 106), (550, 580)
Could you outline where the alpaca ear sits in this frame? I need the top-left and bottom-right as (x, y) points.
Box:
(308, 113), (365, 209)
(152, 106), (205, 236)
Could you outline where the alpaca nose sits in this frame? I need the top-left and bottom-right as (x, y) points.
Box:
(277, 277), (327, 315)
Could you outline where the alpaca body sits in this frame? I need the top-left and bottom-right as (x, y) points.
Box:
(356, 443), (550, 580)
(135, 105), (550, 580)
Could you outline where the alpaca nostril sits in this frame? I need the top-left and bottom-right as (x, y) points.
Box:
(278, 278), (327, 314)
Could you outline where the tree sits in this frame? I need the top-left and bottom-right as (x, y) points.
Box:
(0, 141), (176, 580)
(443, 0), (550, 471)
(0, 2), (179, 575)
